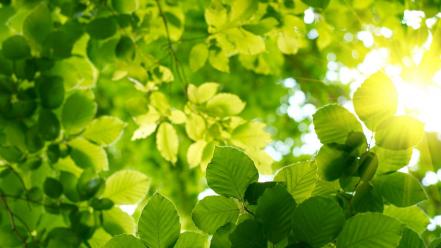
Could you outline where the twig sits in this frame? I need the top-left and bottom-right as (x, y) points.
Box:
(0, 193), (28, 247)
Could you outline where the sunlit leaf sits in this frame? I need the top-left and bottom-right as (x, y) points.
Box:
(84, 116), (126, 146)
(274, 161), (317, 202)
(375, 116), (424, 150)
(156, 122), (179, 163)
(103, 170), (150, 205)
(192, 196), (239, 234)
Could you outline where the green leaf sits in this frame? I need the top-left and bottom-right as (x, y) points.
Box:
(138, 194), (181, 248)
(229, 219), (266, 248)
(316, 144), (354, 181)
(397, 228), (425, 248)
(189, 43), (209, 71)
(1, 35), (31, 60)
(104, 234), (145, 248)
(38, 110), (60, 141)
(383, 205), (429, 235)
(0, 226), (21, 247)
(44, 177), (63, 198)
(173, 232), (209, 248)
(84, 116), (126, 146)
(373, 146), (412, 174)
(211, 223), (234, 248)
(103, 169), (150, 205)
(23, 3), (52, 45)
(374, 172), (427, 207)
(313, 104), (362, 144)
(206, 93), (245, 117)
(69, 137), (109, 171)
(352, 181), (384, 213)
(192, 196), (240, 234)
(156, 122), (179, 163)
(255, 184), (296, 243)
(375, 116), (424, 150)
(115, 36), (135, 60)
(50, 56), (98, 89)
(37, 76), (64, 109)
(293, 196), (345, 247)
(62, 91), (97, 134)
(274, 161), (317, 202)
(103, 208), (136, 235)
(230, 0), (258, 22)
(111, 0), (138, 13)
(337, 213), (402, 248)
(244, 182), (277, 205)
(86, 17), (118, 40)
(206, 146), (258, 199)
(353, 72), (398, 130)
(301, 0), (331, 9)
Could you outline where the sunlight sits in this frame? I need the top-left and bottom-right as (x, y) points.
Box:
(395, 79), (441, 133)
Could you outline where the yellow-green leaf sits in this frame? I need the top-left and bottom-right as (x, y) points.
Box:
(187, 140), (208, 168)
(206, 93), (245, 117)
(103, 170), (150, 205)
(189, 43), (209, 71)
(156, 122), (179, 163)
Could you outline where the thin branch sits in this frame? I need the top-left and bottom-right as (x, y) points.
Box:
(155, 0), (189, 86)
(0, 193), (28, 247)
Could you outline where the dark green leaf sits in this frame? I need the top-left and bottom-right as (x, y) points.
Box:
(229, 219), (266, 248)
(2, 35), (31, 60)
(206, 146), (258, 199)
(44, 177), (63, 198)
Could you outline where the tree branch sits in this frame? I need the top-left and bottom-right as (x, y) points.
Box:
(0, 193), (28, 247)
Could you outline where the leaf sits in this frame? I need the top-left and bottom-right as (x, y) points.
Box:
(185, 113), (206, 141)
(50, 56), (98, 89)
(274, 161), (318, 202)
(173, 232), (209, 248)
(69, 137), (108, 171)
(316, 144), (353, 181)
(187, 83), (220, 104)
(37, 76), (65, 109)
(211, 223), (234, 248)
(88, 228), (112, 248)
(1, 35), (31, 60)
(397, 228), (425, 248)
(192, 196), (240, 234)
(103, 170), (150, 205)
(169, 109), (186, 124)
(231, 121), (271, 149)
(23, 3), (52, 45)
(230, 0), (258, 22)
(255, 184), (296, 243)
(111, 0), (138, 13)
(103, 208), (136, 235)
(138, 194), (181, 248)
(189, 43), (209, 71)
(229, 219), (266, 248)
(132, 107), (160, 140)
(206, 146), (258, 199)
(206, 93), (245, 117)
(383, 205), (429, 235)
(187, 140), (207, 168)
(86, 17), (118, 40)
(375, 116), (424, 150)
(374, 172), (427, 207)
(103, 234), (145, 248)
(84, 116), (126, 146)
(353, 72), (398, 130)
(313, 104), (362, 144)
(38, 110), (61, 141)
(301, 0), (331, 9)
(293, 196), (345, 247)
(44, 177), (63, 198)
(156, 122), (179, 163)
(150, 91), (170, 114)
(62, 91), (97, 134)
(373, 146), (412, 174)
(352, 181), (384, 213)
(337, 213), (402, 248)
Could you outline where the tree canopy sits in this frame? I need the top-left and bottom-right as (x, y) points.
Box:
(0, 0), (441, 247)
